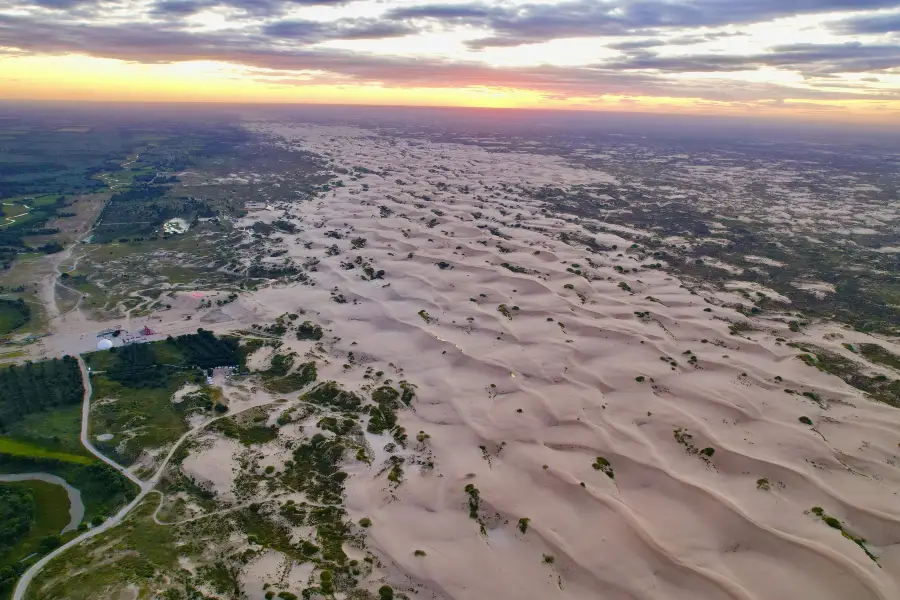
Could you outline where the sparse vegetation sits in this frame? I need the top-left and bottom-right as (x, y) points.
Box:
(808, 507), (878, 563)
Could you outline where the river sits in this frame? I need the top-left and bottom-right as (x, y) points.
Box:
(0, 473), (84, 533)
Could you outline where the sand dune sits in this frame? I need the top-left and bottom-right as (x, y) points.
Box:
(205, 123), (900, 600)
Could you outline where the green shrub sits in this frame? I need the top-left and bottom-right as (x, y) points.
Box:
(296, 321), (324, 341)
(517, 518), (530, 534)
(378, 585), (394, 600)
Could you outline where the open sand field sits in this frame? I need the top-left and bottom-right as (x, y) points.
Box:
(190, 122), (899, 600)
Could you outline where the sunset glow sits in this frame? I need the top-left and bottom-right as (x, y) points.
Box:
(1, 1), (899, 121)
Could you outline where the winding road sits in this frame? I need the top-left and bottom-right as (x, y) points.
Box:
(12, 356), (280, 599)
(11, 357), (149, 600)
(13, 357), (198, 599)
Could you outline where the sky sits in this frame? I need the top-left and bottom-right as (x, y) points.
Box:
(1, 0), (899, 121)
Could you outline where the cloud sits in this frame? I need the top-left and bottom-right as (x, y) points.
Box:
(150, 0), (212, 16)
(828, 11), (900, 35)
(1, 0), (897, 107)
(28, 0), (89, 8)
(387, 0), (900, 48)
(146, 0), (353, 18)
(2, 11), (895, 105)
(603, 42), (900, 75)
(261, 18), (415, 40)
(607, 32), (744, 51)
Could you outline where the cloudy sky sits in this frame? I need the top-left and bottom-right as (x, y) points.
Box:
(1, 0), (899, 120)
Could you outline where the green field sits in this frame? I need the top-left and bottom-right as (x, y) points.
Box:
(0, 438), (93, 466)
(0, 299), (29, 335)
(11, 405), (90, 458)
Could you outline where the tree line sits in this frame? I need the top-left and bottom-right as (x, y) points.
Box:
(0, 356), (83, 432)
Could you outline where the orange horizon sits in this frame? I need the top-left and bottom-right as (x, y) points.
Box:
(1, 54), (898, 126)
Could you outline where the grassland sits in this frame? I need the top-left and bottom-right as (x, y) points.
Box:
(0, 481), (70, 557)
(0, 299), (29, 336)
(6, 404), (91, 458)
(0, 354), (136, 554)
(25, 496), (177, 600)
(87, 372), (202, 464)
(0, 439), (93, 466)
(85, 331), (247, 464)
(857, 343), (900, 373)
(0, 255), (51, 334)
(69, 225), (244, 318)
(793, 343), (900, 408)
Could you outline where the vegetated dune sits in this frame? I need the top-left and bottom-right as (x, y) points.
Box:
(229, 123), (900, 598)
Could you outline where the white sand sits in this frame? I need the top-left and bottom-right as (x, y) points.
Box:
(181, 435), (242, 503)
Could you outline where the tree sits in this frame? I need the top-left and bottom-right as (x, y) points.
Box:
(378, 585), (394, 600)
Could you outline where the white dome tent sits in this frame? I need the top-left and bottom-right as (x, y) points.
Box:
(96, 338), (113, 351)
